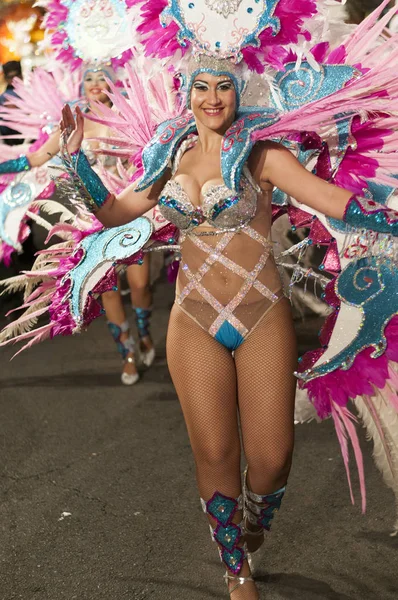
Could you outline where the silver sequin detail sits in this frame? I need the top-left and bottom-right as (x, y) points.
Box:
(204, 0), (243, 19)
(158, 175), (257, 231)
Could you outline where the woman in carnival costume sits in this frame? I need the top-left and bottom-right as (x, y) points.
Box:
(0, 66), (80, 267)
(0, 0), (157, 384)
(3, 0), (398, 597)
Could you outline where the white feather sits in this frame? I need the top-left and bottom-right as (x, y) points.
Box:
(353, 390), (398, 536)
(31, 200), (75, 223)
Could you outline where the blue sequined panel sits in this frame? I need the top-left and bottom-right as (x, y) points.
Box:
(134, 307), (152, 338)
(214, 523), (241, 552)
(136, 115), (196, 192)
(299, 256), (398, 382)
(67, 217), (153, 324)
(0, 181), (33, 248)
(222, 107), (280, 191)
(258, 504), (281, 530)
(107, 322), (130, 359)
(271, 62), (357, 111)
(72, 150), (110, 208)
(0, 155), (30, 175)
(344, 196), (398, 235)
(206, 492), (238, 527)
(221, 547), (244, 575)
(367, 180), (398, 206)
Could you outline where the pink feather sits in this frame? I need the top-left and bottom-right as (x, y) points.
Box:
(336, 405), (366, 514)
(331, 405), (355, 505)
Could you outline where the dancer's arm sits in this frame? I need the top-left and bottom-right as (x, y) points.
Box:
(255, 141), (351, 219)
(257, 141), (398, 234)
(0, 130), (60, 174)
(28, 131), (61, 167)
(60, 104), (165, 228)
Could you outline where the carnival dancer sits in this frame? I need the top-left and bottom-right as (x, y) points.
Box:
(0, 0), (157, 384)
(0, 64), (156, 383)
(0, 66), (81, 267)
(3, 0), (398, 597)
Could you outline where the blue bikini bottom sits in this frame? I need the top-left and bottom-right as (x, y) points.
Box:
(176, 292), (284, 352)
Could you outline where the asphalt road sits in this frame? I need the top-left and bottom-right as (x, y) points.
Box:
(0, 278), (397, 600)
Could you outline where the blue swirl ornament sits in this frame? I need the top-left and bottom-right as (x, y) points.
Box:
(300, 256), (398, 380)
(272, 62), (357, 111)
(0, 181), (33, 248)
(66, 217), (153, 324)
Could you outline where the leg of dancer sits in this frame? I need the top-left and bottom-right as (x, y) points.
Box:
(166, 297), (297, 599)
(126, 255), (156, 367)
(102, 286), (139, 386)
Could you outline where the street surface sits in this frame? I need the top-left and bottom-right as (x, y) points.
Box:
(0, 277), (397, 600)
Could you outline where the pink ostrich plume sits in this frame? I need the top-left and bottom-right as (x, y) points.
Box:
(242, 0), (317, 73)
(332, 117), (394, 194)
(133, 0), (317, 73)
(0, 66), (82, 143)
(132, 0), (185, 60)
(83, 61), (187, 173)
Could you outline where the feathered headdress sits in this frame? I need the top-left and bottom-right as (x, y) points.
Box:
(133, 0), (318, 71)
(36, 0), (137, 72)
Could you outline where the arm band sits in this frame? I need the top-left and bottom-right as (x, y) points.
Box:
(0, 155), (30, 175)
(343, 195), (398, 236)
(70, 149), (111, 211)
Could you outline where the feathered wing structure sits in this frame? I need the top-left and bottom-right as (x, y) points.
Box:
(354, 389), (398, 536)
(0, 65), (82, 265)
(84, 60), (186, 175)
(0, 66), (82, 142)
(0, 168), (56, 267)
(255, 1), (398, 530)
(0, 62), (183, 353)
(0, 204), (177, 354)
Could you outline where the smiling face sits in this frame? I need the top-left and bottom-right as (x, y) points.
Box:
(83, 70), (110, 104)
(190, 72), (237, 133)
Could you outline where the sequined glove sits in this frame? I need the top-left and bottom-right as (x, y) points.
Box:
(343, 195), (398, 236)
(68, 149), (112, 213)
(0, 155), (30, 174)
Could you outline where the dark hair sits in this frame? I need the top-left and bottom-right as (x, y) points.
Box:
(2, 61), (22, 78)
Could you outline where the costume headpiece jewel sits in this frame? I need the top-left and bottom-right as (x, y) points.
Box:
(39, 0), (135, 70)
(135, 0), (317, 72)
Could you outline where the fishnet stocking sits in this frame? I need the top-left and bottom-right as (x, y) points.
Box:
(166, 298), (297, 599)
(236, 297), (297, 494)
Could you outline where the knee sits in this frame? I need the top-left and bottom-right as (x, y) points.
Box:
(246, 448), (293, 491)
(130, 280), (150, 295)
(193, 440), (240, 474)
(130, 282), (151, 305)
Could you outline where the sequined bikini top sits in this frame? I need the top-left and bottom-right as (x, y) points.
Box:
(158, 162), (259, 232)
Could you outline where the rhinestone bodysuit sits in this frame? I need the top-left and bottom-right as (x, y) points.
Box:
(158, 149), (283, 350)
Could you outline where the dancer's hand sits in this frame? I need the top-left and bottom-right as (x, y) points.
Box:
(60, 104), (84, 155)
